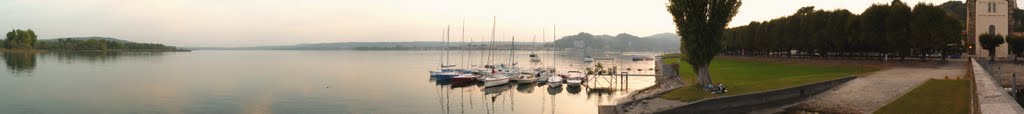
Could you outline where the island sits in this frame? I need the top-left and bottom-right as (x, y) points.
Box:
(2, 29), (189, 52)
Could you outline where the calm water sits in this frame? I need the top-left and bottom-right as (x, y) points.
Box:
(0, 50), (659, 113)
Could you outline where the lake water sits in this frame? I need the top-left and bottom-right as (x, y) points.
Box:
(0, 50), (661, 113)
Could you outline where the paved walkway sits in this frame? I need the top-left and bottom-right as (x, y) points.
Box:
(795, 62), (966, 113)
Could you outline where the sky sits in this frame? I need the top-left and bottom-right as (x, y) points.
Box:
(0, 0), (1013, 47)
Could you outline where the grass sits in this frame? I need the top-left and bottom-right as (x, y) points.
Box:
(875, 79), (970, 114)
(660, 57), (874, 102)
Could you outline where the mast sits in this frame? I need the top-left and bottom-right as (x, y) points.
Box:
(489, 16), (496, 65)
(446, 25), (451, 66)
(532, 35), (536, 54)
(462, 18), (466, 68)
(511, 36), (515, 65)
(553, 25), (557, 69)
(440, 28), (445, 68)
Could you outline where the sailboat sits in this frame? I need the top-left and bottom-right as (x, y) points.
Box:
(430, 26), (459, 79)
(484, 71), (510, 87)
(481, 16), (510, 87)
(529, 35), (541, 62)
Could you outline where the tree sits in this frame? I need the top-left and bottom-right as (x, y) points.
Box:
(4, 29), (38, 49)
(887, 0), (912, 60)
(979, 33), (1005, 61)
(1007, 35), (1024, 61)
(911, 3), (964, 61)
(667, 0), (742, 85)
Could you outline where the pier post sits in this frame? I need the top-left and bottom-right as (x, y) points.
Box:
(1015, 74), (1018, 98)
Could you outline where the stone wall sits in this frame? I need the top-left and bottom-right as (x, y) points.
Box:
(654, 76), (857, 114)
(972, 59), (1024, 113)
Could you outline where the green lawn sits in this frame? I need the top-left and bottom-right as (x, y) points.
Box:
(875, 79), (970, 114)
(660, 57), (874, 102)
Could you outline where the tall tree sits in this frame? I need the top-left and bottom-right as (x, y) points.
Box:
(667, 0), (742, 85)
(911, 3), (964, 61)
(979, 33), (1005, 61)
(887, 0), (912, 60)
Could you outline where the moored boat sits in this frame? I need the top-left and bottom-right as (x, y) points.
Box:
(513, 73), (537, 83)
(452, 73), (479, 83)
(483, 74), (510, 87)
(529, 53), (541, 62)
(583, 56), (594, 62)
(547, 76), (563, 88)
(565, 71), (584, 87)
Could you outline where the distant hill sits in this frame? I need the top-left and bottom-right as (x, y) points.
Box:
(550, 32), (679, 51)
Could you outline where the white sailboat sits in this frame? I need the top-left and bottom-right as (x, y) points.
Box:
(430, 26), (459, 79)
(484, 74), (510, 87)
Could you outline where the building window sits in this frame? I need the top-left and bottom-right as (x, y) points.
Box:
(990, 2), (996, 13)
(987, 2), (995, 12)
(990, 25), (996, 34)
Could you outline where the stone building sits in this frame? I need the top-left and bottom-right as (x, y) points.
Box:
(967, 0), (1016, 59)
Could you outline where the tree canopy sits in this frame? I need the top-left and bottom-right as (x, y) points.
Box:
(979, 33), (1005, 61)
(720, 1), (964, 61)
(4, 29), (37, 49)
(668, 0), (742, 85)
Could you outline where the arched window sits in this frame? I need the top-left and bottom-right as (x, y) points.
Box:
(989, 25), (996, 34)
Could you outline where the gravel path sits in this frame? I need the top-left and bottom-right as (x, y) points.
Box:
(794, 62), (966, 113)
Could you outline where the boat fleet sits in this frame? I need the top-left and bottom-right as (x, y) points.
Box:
(431, 64), (587, 88)
(429, 17), (588, 89)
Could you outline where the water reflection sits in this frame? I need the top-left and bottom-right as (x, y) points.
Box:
(2, 52), (37, 75)
(44, 52), (166, 63)
(1, 51), (171, 76)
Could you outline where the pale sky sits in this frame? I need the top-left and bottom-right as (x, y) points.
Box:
(0, 0), (1014, 47)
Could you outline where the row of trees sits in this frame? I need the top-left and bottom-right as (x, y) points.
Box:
(981, 34), (1024, 61)
(34, 39), (177, 50)
(4, 29), (180, 51)
(721, 1), (964, 61)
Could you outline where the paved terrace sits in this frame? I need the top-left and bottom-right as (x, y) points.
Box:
(796, 61), (965, 113)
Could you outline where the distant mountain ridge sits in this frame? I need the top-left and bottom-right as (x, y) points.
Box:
(196, 32), (680, 51)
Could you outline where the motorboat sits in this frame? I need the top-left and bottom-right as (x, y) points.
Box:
(565, 71), (585, 87)
(535, 68), (553, 82)
(483, 74), (511, 87)
(547, 76), (563, 88)
(529, 53), (541, 62)
(513, 73), (537, 83)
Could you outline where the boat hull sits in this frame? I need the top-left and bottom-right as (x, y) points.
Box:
(484, 77), (510, 87)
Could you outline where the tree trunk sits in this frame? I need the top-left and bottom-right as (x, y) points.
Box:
(694, 64), (712, 85)
(941, 50), (948, 61)
(991, 51), (997, 61)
